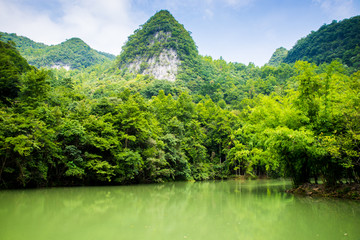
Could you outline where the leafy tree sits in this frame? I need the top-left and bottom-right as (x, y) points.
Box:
(0, 110), (60, 188)
(19, 69), (50, 106)
(0, 40), (31, 104)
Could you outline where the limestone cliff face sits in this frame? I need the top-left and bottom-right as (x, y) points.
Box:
(125, 31), (180, 81)
(127, 48), (180, 82)
(116, 10), (198, 81)
(51, 63), (72, 70)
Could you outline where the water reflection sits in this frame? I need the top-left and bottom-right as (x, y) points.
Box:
(0, 180), (359, 240)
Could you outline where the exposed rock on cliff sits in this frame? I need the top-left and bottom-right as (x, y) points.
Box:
(116, 10), (198, 81)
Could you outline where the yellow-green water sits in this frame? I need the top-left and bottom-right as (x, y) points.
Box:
(0, 179), (359, 240)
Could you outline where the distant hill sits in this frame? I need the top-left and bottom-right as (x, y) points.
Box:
(0, 32), (115, 69)
(282, 15), (360, 69)
(116, 10), (199, 81)
(267, 47), (288, 67)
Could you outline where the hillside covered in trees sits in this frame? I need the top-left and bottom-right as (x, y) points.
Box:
(0, 10), (359, 190)
(268, 47), (288, 67)
(0, 32), (115, 69)
(278, 15), (360, 71)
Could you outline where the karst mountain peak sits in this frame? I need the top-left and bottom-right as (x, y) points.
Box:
(116, 10), (199, 82)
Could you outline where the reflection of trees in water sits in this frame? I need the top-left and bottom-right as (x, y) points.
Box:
(0, 180), (359, 240)
(275, 196), (360, 240)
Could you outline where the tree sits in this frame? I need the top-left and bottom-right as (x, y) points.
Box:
(19, 69), (50, 106)
(0, 40), (31, 104)
(264, 127), (316, 187)
(0, 111), (60, 188)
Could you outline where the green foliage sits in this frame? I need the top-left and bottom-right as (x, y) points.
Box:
(140, 79), (177, 98)
(19, 69), (50, 106)
(1, 58), (359, 188)
(235, 61), (360, 186)
(0, 110), (60, 187)
(0, 40), (32, 104)
(1, 11), (359, 189)
(114, 150), (143, 182)
(264, 127), (316, 187)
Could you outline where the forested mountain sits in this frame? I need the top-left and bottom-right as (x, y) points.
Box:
(116, 10), (199, 81)
(0, 32), (115, 69)
(0, 11), (359, 190)
(282, 15), (360, 70)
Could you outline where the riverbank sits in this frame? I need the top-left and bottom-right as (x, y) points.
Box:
(286, 183), (360, 200)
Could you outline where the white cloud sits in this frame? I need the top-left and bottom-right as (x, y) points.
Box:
(223, 0), (255, 8)
(313, 0), (356, 19)
(0, 0), (137, 55)
(204, 9), (214, 19)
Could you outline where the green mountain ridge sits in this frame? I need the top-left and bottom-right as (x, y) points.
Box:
(3, 13), (360, 72)
(0, 32), (115, 69)
(267, 47), (288, 67)
(276, 15), (360, 69)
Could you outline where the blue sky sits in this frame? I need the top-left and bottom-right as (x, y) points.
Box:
(0, 0), (359, 65)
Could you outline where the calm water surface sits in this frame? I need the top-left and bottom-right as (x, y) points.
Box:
(0, 179), (359, 240)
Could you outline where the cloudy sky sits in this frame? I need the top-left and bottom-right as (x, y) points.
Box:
(0, 0), (359, 66)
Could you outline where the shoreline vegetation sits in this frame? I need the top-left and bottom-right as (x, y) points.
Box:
(232, 175), (360, 200)
(233, 176), (360, 200)
(286, 182), (360, 200)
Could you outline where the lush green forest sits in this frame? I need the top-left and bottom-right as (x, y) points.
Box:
(0, 11), (359, 189)
(0, 32), (115, 69)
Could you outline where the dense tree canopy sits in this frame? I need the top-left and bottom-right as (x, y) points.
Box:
(0, 40), (32, 104)
(1, 47), (358, 188)
(1, 13), (359, 189)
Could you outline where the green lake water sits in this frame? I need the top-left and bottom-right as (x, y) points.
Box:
(0, 179), (359, 240)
